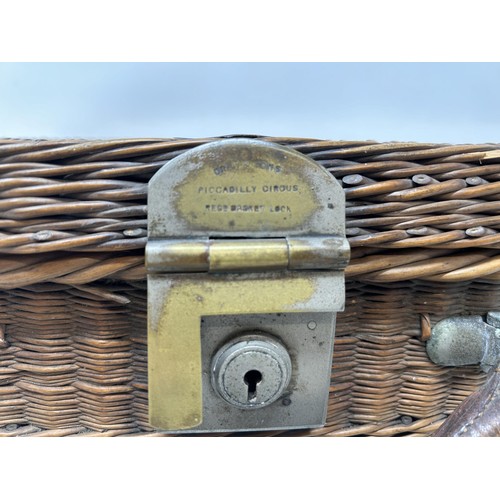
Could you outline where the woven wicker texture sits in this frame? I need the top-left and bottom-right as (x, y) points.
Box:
(1, 137), (500, 284)
(0, 281), (491, 437)
(1, 136), (499, 436)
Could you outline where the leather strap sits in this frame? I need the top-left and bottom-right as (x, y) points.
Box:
(433, 366), (500, 437)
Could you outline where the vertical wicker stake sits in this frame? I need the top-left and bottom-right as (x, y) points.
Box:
(0, 325), (8, 348)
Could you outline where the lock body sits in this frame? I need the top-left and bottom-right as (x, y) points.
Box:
(211, 333), (292, 409)
(146, 139), (348, 432)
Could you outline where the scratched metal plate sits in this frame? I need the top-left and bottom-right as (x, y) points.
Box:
(147, 139), (346, 431)
(182, 312), (336, 433)
(148, 138), (345, 238)
(148, 272), (345, 430)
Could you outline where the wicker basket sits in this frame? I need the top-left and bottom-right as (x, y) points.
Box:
(1, 136), (500, 437)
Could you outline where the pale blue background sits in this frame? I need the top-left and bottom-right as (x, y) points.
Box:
(1, 63), (499, 143)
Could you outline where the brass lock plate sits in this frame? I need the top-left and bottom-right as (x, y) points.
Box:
(147, 139), (348, 432)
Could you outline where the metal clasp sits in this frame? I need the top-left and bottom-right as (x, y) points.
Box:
(146, 139), (348, 432)
(427, 313), (500, 372)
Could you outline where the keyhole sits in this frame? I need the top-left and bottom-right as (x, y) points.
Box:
(244, 370), (262, 402)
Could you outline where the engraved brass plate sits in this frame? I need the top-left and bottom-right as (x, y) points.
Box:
(148, 139), (344, 238)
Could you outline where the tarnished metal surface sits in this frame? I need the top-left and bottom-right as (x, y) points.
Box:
(427, 315), (500, 372)
(146, 139), (347, 432)
(146, 237), (349, 273)
(211, 333), (292, 409)
(148, 273), (344, 430)
(198, 312), (335, 432)
(148, 139), (344, 238)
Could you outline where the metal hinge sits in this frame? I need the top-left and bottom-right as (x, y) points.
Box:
(146, 236), (349, 273)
